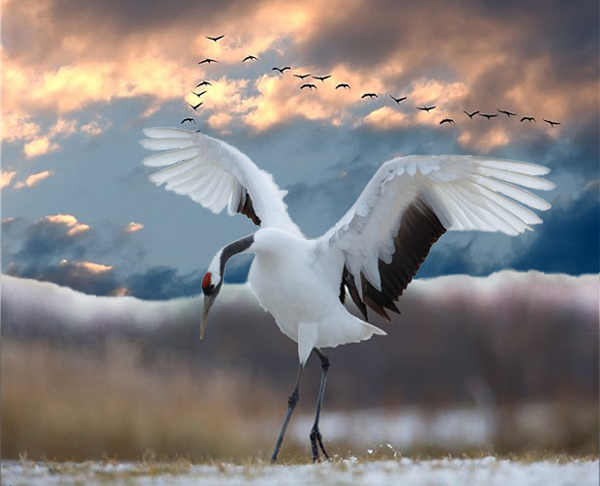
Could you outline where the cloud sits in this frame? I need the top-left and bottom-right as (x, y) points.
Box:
(3, 214), (96, 287)
(510, 190), (600, 274)
(60, 259), (113, 274)
(124, 221), (144, 233)
(80, 120), (108, 136)
(14, 169), (54, 189)
(23, 136), (60, 158)
(1, 170), (17, 189)
(48, 118), (78, 138)
(2, 0), (597, 148)
(361, 106), (407, 129)
(3, 271), (597, 342)
(2, 212), (203, 299)
(1, 111), (40, 142)
(44, 214), (90, 236)
(457, 128), (511, 152)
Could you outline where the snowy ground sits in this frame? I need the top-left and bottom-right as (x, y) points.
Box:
(2, 457), (598, 486)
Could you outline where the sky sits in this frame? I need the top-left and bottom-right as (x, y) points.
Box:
(1, 0), (598, 300)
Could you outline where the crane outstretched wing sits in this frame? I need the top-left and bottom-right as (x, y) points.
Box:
(319, 155), (555, 321)
(140, 128), (302, 236)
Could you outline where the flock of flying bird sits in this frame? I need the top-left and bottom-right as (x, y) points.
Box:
(181, 35), (562, 129)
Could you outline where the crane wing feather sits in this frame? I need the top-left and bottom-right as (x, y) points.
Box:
(140, 128), (301, 235)
(319, 155), (554, 321)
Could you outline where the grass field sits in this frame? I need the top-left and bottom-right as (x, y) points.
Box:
(2, 455), (598, 486)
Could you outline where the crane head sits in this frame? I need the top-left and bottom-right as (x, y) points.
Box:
(200, 270), (222, 339)
(198, 234), (255, 339)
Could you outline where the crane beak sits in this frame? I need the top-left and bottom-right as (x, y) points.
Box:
(199, 294), (216, 339)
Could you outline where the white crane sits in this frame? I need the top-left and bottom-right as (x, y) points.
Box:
(140, 128), (554, 462)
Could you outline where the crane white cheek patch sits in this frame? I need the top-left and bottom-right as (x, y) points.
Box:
(297, 322), (318, 365)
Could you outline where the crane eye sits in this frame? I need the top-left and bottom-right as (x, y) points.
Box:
(202, 272), (212, 290)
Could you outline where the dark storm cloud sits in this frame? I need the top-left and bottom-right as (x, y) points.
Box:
(2, 213), (253, 299)
(511, 190), (600, 274)
(299, 0), (598, 75)
(296, 0), (598, 137)
(2, 0), (253, 64)
(29, 261), (121, 296)
(9, 216), (92, 273)
(3, 215), (127, 294)
(127, 266), (204, 300)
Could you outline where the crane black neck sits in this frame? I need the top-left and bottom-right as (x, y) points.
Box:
(219, 234), (255, 277)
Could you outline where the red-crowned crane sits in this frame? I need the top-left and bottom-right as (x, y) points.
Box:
(140, 128), (554, 462)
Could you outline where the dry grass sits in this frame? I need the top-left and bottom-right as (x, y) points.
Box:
(1, 339), (283, 461)
(2, 338), (597, 462)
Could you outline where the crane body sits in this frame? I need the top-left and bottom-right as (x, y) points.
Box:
(140, 127), (554, 462)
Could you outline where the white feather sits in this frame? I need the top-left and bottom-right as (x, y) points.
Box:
(139, 138), (196, 151)
(143, 147), (200, 167)
(475, 176), (551, 211)
(143, 127), (194, 139)
(479, 158), (550, 176)
(140, 128), (302, 235)
(149, 156), (202, 185)
(479, 167), (556, 190)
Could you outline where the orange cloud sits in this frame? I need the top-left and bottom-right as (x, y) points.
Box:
(112, 286), (130, 297)
(48, 118), (78, 138)
(2, 49), (194, 117)
(60, 259), (113, 274)
(80, 120), (108, 136)
(23, 136), (60, 159)
(2, 111), (41, 142)
(1, 0), (595, 150)
(44, 214), (90, 236)
(458, 128), (511, 152)
(1, 170), (17, 189)
(125, 221), (144, 233)
(14, 170), (54, 189)
(409, 78), (469, 126)
(361, 106), (408, 129)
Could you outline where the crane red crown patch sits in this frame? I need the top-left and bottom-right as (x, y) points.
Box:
(202, 272), (212, 289)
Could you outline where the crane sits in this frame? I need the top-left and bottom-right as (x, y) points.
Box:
(140, 128), (554, 462)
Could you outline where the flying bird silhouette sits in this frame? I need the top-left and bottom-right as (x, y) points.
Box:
(439, 118), (455, 125)
(416, 105), (436, 112)
(196, 81), (212, 87)
(520, 116), (536, 122)
(313, 75), (332, 82)
(141, 127), (554, 463)
(181, 118), (196, 124)
(191, 90), (207, 98)
(498, 109), (517, 118)
(335, 83), (351, 89)
(390, 95), (407, 104)
(294, 73), (311, 79)
(463, 110), (479, 119)
(479, 113), (498, 120)
(243, 55), (258, 62)
(300, 83), (317, 90)
(188, 102), (203, 111)
(206, 35), (225, 42)
(543, 119), (561, 127)
(198, 58), (218, 65)
(361, 93), (378, 99)
(272, 66), (291, 74)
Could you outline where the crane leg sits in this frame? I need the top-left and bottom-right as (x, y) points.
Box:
(271, 363), (304, 463)
(310, 348), (330, 462)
